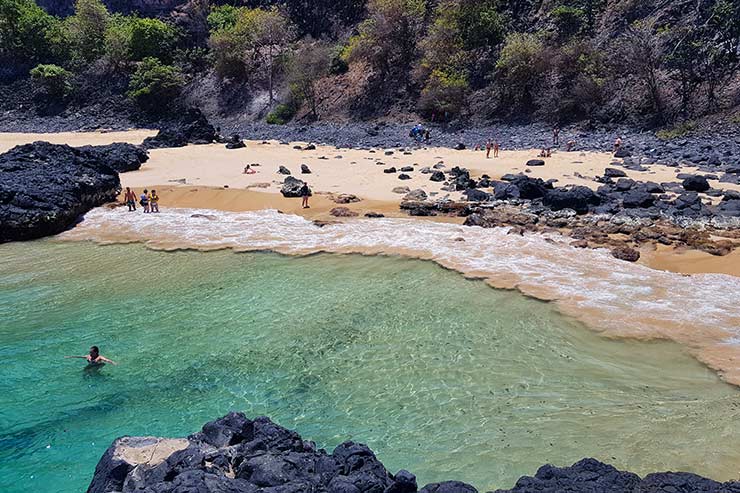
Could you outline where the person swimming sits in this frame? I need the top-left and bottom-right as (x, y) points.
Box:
(65, 346), (117, 366)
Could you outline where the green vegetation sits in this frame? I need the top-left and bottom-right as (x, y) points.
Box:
(656, 121), (697, 140)
(126, 57), (182, 112)
(2, 0), (740, 125)
(266, 103), (296, 125)
(30, 63), (73, 98)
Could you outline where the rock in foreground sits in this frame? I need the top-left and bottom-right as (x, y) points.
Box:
(88, 413), (740, 493)
(0, 141), (142, 242)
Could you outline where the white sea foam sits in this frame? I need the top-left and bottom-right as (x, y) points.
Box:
(61, 207), (740, 382)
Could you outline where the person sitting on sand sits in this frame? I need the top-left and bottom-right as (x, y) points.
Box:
(150, 189), (159, 213)
(539, 148), (547, 158)
(65, 346), (117, 366)
(300, 182), (311, 209)
(243, 164), (257, 174)
(566, 139), (576, 152)
(140, 189), (150, 213)
(124, 187), (137, 212)
(493, 140), (500, 157)
(546, 148), (552, 158)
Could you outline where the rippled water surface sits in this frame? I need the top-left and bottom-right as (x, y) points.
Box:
(1, 240), (739, 493)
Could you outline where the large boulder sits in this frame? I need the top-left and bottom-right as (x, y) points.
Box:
(543, 186), (600, 214)
(280, 176), (309, 197)
(142, 108), (216, 149)
(526, 159), (545, 167)
(430, 171), (445, 182)
(78, 143), (149, 173)
(509, 175), (549, 200)
(0, 142), (121, 243)
(682, 175), (710, 192)
(89, 414), (740, 493)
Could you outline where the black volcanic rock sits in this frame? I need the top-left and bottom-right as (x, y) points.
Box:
(280, 176), (310, 197)
(142, 108), (216, 149)
(543, 186), (600, 214)
(0, 141), (122, 242)
(682, 175), (710, 192)
(78, 143), (149, 173)
(89, 414), (740, 493)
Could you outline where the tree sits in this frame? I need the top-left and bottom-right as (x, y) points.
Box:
(127, 57), (183, 112)
(347, 0), (427, 77)
(288, 40), (331, 120)
(611, 22), (665, 123)
(208, 6), (294, 106)
(495, 32), (549, 111)
(417, 69), (468, 119)
(0, 0), (64, 64)
(129, 17), (177, 61)
(66, 0), (109, 63)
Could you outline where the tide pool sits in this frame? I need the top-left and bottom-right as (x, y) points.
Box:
(1, 240), (738, 493)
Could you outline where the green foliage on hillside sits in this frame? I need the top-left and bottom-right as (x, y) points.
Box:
(127, 57), (182, 111)
(2, 0), (740, 126)
(30, 63), (73, 98)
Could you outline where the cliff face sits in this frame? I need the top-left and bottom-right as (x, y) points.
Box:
(88, 412), (740, 493)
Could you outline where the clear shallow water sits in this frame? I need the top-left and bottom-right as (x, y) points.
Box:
(1, 240), (739, 493)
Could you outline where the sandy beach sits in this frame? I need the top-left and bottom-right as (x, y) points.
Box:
(3, 129), (739, 276)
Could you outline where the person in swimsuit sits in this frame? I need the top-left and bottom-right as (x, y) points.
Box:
(150, 189), (159, 213)
(493, 140), (500, 157)
(140, 189), (150, 213)
(124, 187), (137, 211)
(65, 346), (117, 366)
(243, 165), (257, 174)
(300, 182), (310, 209)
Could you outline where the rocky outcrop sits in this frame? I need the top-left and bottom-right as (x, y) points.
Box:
(0, 141), (137, 242)
(88, 414), (740, 493)
(280, 176), (309, 198)
(142, 108), (216, 149)
(77, 143), (149, 173)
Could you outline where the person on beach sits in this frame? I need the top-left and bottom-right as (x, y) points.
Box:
(150, 189), (159, 213)
(566, 139), (576, 151)
(243, 164), (257, 174)
(553, 126), (560, 146)
(124, 187), (137, 211)
(485, 140), (492, 158)
(300, 182), (311, 208)
(493, 140), (500, 157)
(65, 346), (117, 366)
(613, 136), (622, 153)
(140, 189), (150, 213)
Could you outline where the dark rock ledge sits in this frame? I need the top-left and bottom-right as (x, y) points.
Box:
(0, 141), (148, 243)
(88, 412), (740, 493)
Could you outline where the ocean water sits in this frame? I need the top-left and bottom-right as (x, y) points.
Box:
(1, 239), (739, 493)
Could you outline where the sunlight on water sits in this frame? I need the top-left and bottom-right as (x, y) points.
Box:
(1, 240), (739, 493)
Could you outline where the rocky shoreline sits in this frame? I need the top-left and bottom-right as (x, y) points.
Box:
(88, 412), (740, 493)
(0, 141), (147, 242)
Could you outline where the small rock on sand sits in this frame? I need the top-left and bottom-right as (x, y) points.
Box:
(330, 207), (359, 217)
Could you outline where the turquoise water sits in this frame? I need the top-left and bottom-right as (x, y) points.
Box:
(1, 240), (739, 493)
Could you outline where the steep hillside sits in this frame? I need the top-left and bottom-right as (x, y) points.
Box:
(1, 0), (738, 130)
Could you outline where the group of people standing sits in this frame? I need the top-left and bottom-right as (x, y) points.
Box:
(123, 187), (159, 213)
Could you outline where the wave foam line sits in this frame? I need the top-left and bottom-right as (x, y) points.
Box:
(61, 207), (740, 385)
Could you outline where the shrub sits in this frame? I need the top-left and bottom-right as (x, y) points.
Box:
(30, 63), (73, 98)
(656, 121), (697, 140)
(495, 32), (549, 109)
(550, 5), (586, 40)
(418, 69), (469, 118)
(127, 57), (183, 112)
(266, 103), (296, 124)
(207, 5), (240, 32)
(66, 0), (109, 63)
(129, 17), (177, 61)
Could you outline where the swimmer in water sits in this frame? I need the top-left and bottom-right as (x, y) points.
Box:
(65, 346), (117, 366)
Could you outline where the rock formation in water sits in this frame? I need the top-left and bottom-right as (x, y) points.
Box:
(0, 141), (147, 242)
(88, 412), (740, 493)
